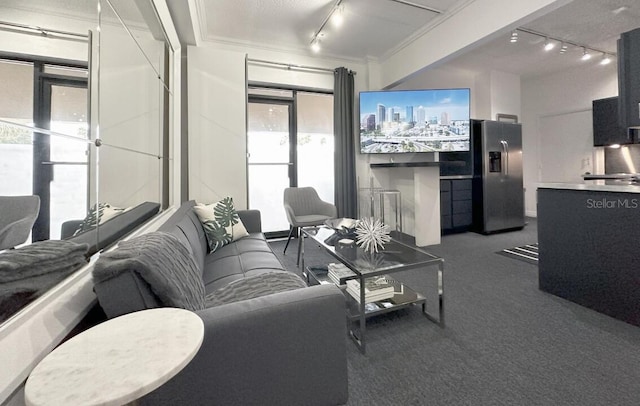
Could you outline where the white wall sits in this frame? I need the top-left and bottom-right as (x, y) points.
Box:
(187, 45), (247, 207)
(521, 63), (618, 216)
(187, 42), (367, 209)
(489, 70), (521, 120)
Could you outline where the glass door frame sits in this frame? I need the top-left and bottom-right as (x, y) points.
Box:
(247, 95), (297, 238)
(32, 69), (89, 241)
(246, 84), (335, 238)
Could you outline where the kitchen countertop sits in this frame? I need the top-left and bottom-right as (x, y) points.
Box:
(370, 161), (442, 168)
(537, 181), (640, 193)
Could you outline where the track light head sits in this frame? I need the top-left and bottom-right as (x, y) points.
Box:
(544, 38), (555, 51)
(331, 5), (344, 27)
(600, 54), (612, 65)
(559, 43), (568, 54)
(310, 39), (321, 53)
(581, 48), (591, 61)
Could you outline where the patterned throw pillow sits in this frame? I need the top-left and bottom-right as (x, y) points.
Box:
(193, 197), (249, 252)
(73, 203), (126, 236)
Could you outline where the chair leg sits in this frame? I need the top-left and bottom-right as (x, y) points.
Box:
(296, 227), (303, 266)
(283, 226), (295, 254)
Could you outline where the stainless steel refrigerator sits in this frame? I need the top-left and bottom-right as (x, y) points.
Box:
(471, 119), (525, 233)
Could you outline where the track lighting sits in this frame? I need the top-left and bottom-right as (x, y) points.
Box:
(559, 43), (568, 54)
(309, 0), (344, 53)
(544, 38), (555, 51)
(310, 39), (321, 53)
(512, 27), (615, 67)
(331, 5), (344, 27)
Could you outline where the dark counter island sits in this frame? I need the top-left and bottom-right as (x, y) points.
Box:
(537, 182), (640, 326)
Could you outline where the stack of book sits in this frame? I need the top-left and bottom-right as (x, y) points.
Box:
(328, 263), (355, 285)
(346, 276), (395, 303)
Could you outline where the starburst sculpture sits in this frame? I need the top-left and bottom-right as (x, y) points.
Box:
(355, 217), (391, 254)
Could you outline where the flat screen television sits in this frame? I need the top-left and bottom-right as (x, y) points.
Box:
(359, 88), (470, 153)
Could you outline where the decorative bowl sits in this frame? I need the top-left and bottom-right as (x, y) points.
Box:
(324, 218), (358, 235)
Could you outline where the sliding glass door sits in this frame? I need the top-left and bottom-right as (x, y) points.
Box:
(247, 98), (294, 234)
(0, 58), (88, 241)
(40, 80), (89, 240)
(247, 87), (334, 236)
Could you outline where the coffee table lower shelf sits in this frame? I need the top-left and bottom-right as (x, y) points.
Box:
(306, 266), (428, 347)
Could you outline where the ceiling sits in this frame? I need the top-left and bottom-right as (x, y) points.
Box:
(2, 0), (640, 80)
(191, 0), (462, 60)
(445, 0), (640, 78)
(181, 0), (640, 79)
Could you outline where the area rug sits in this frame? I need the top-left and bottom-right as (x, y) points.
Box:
(497, 243), (538, 265)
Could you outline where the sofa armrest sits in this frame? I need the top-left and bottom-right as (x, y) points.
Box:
(140, 284), (349, 406)
(237, 209), (262, 233)
(61, 220), (83, 239)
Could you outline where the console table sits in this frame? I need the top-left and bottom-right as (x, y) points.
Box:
(370, 162), (441, 246)
(24, 308), (204, 406)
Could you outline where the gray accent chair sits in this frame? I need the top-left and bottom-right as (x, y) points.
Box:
(0, 195), (40, 250)
(283, 187), (337, 264)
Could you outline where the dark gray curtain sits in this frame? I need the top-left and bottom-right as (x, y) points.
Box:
(333, 67), (357, 218)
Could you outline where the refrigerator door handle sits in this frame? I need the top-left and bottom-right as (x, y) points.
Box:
(500, 140), (509, 176)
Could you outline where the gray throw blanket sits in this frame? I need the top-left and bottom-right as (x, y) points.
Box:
(92, 232), (205, 311)
(0, 240), (89, 283)
(205, 271), (306, 307)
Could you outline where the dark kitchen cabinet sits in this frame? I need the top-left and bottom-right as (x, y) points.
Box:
(593, 96), (630, 146)
(440, 179), (472, 233)
(618, 27), (640, 129)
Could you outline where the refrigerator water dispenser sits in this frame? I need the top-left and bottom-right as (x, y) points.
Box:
(489, 151), (502, 172)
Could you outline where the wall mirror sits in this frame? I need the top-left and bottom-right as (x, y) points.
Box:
(0, 0), (173, 326)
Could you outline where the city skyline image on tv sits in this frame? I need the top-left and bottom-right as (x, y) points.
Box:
(359, 88), (470, 153)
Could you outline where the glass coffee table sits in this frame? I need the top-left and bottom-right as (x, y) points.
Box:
(301, 226), (444, 354)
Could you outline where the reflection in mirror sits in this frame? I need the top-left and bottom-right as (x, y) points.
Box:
(98, 0), (169, 155)
(0, 123), (92, 324)
(0, 0), (172, 328)
(98, 143), (163, 212)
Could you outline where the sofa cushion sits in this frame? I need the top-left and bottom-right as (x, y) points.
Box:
(157, 201), (208, 274)
(193, 197), (249, 253)
(169, 215), (207, 277)
(93, 231), (205, 311)
(205, 271), (306, 307)
(201, 233), (287, 293)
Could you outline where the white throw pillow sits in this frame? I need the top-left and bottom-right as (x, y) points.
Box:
(193, 197), (249, 252)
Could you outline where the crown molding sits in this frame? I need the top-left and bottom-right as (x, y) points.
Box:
(200, 34), (367, 67)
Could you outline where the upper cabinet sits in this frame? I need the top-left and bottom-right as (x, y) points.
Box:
(618, 27), (640, 129)
(593, 97), (630, 146)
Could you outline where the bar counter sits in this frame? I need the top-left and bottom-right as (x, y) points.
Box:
(537, 182), (640, 326)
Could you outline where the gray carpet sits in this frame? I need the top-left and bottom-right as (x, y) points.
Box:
(269, 219), (640, 406)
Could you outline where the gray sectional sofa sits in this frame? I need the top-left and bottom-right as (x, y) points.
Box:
(92, 200), (348, 406)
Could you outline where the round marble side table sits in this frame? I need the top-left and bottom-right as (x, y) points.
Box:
(24, 307), (204, 406)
